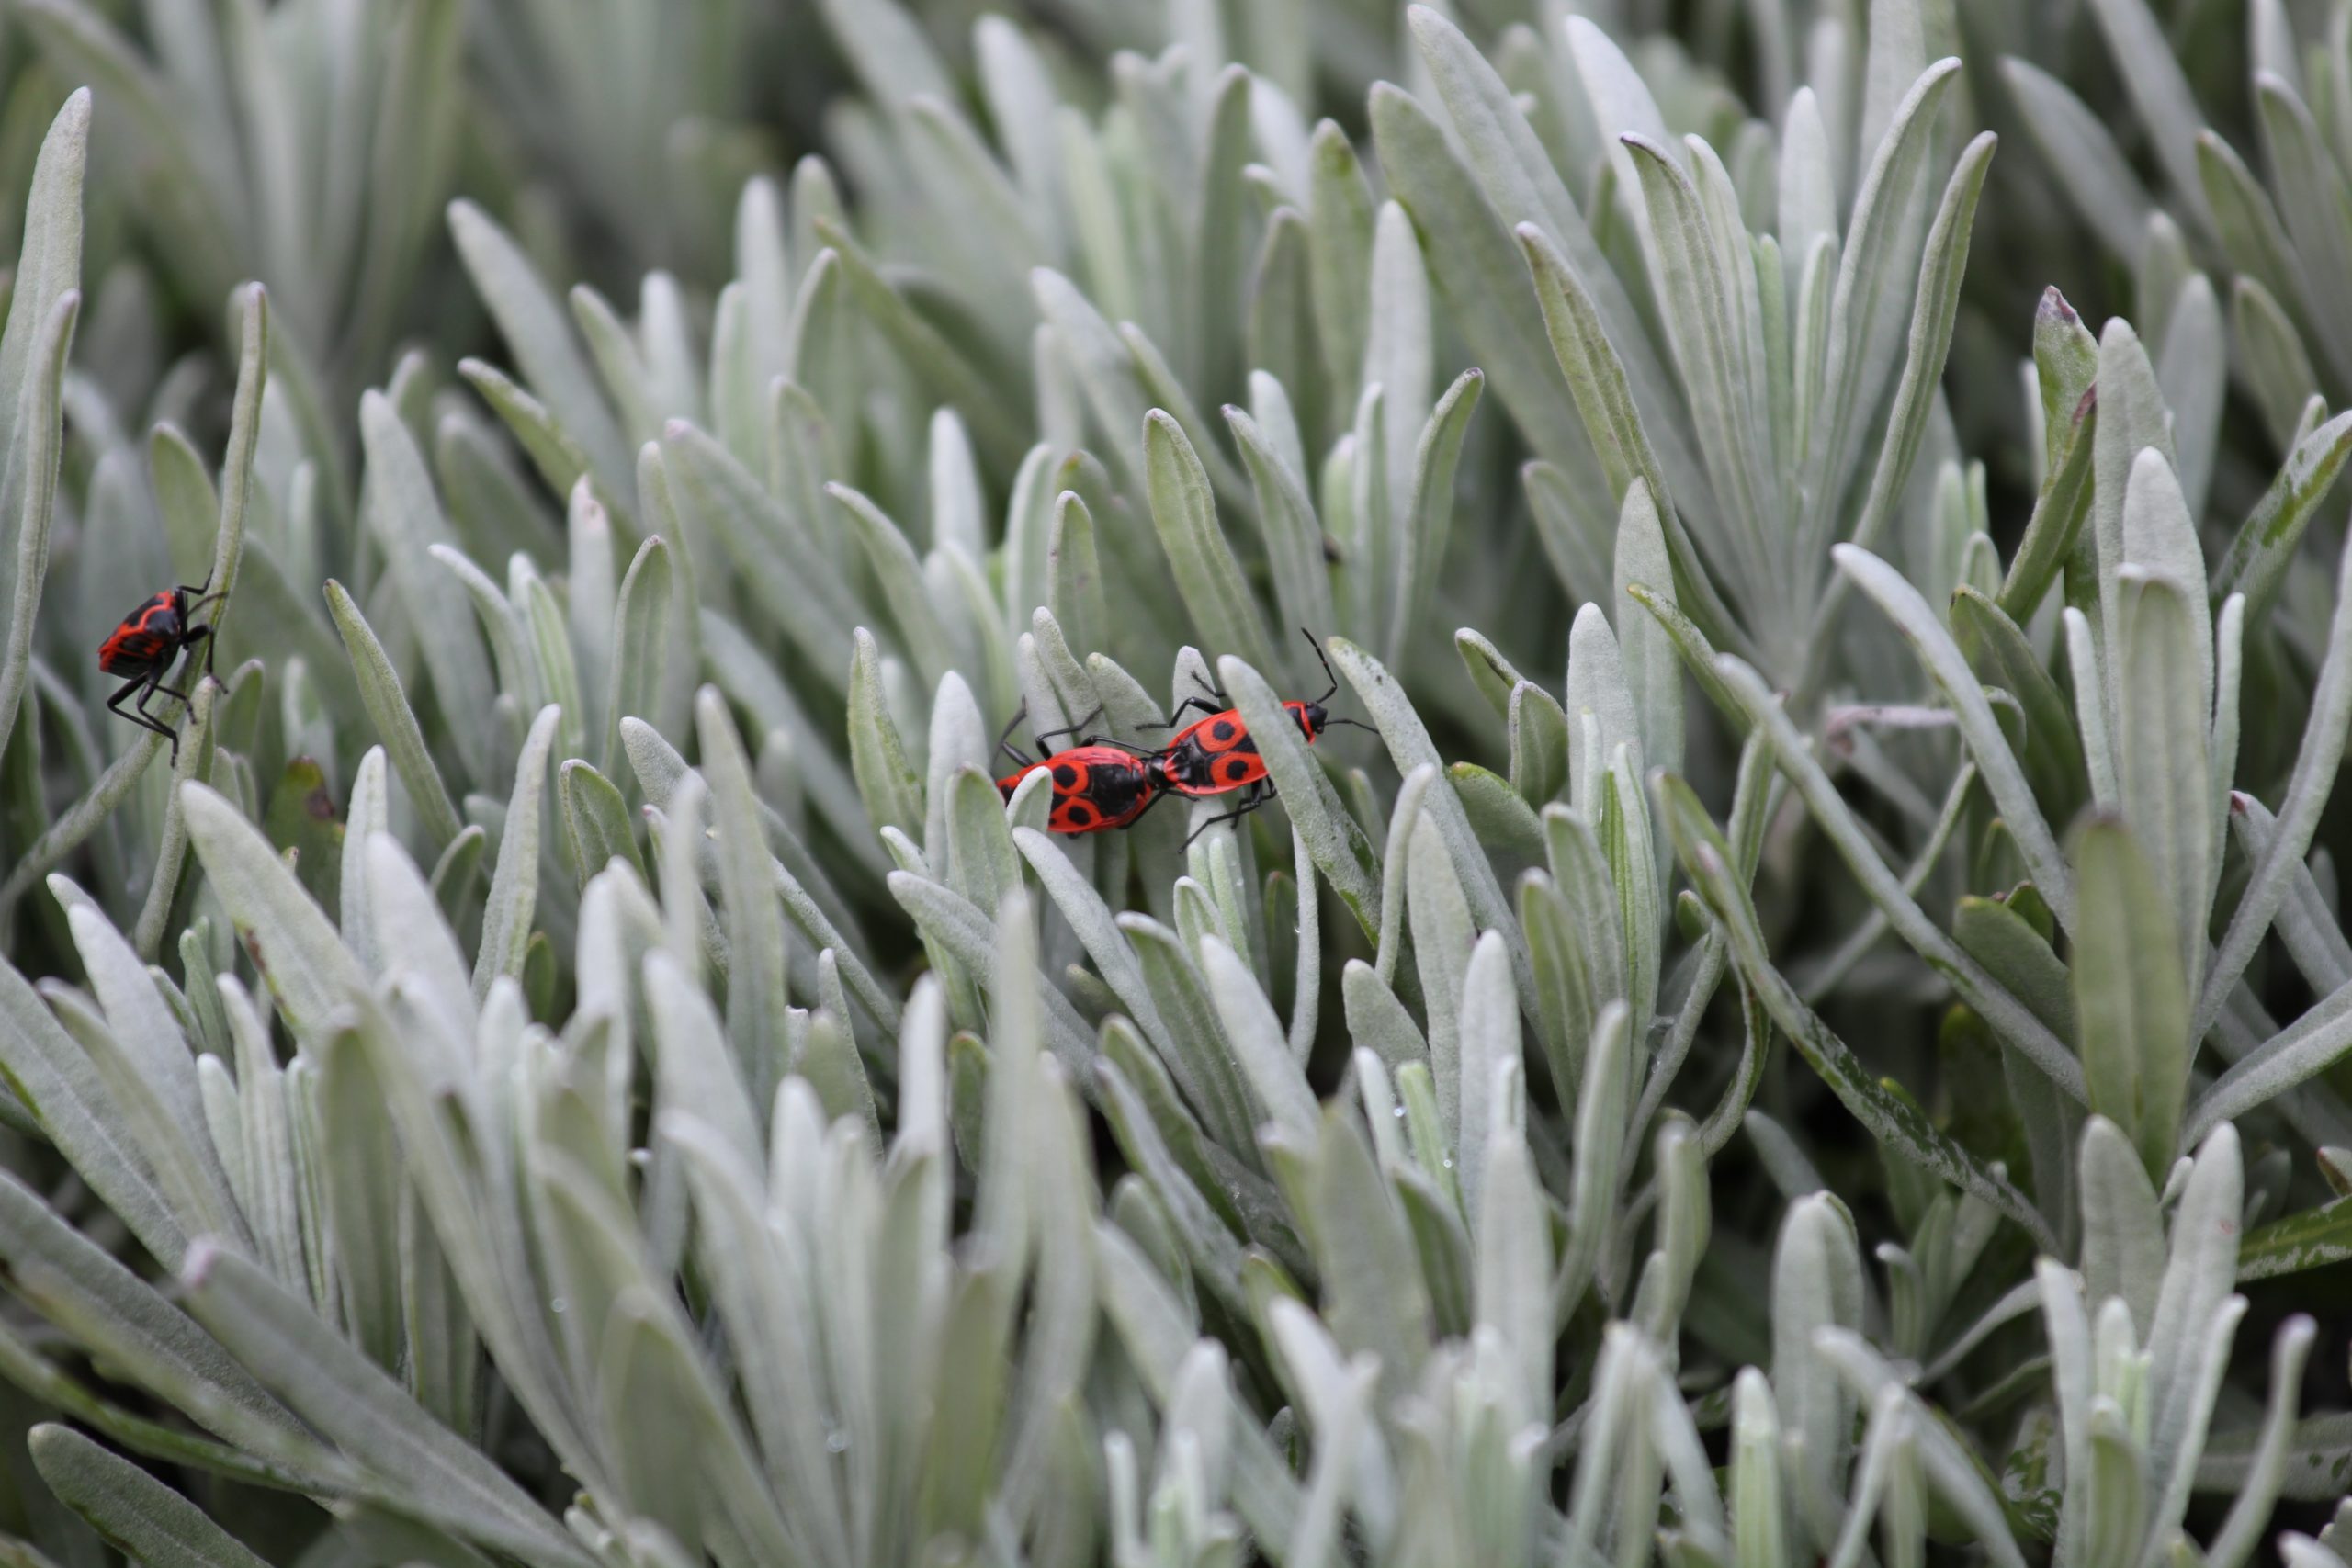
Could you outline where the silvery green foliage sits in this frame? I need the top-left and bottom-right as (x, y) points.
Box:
(0, 0), (2347, 1564)
(14, 0), (463, 399)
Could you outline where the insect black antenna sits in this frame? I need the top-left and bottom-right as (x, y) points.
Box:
(1317, 715), (1377, 733)
(1298, 626), (1340, 704)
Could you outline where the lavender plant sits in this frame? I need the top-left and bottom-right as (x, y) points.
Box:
(0, 0), (2346, 1564)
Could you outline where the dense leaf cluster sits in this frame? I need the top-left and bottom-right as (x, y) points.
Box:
(0, 0), (2347, 1564)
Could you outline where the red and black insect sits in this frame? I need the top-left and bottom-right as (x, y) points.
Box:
(993, 706), (1165, 835)
(1102, 628), (1369, 843)
(98, 575), (220, 761)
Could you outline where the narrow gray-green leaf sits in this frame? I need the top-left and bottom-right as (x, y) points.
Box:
(1227, 401), (1336, 646)
(0, 293), (79, 773)
(2084, 0), (2212, 231)
(1201, 935), (1316, 1143)
(30, 1422), (273, 1568)
(0, 1167), (309, 1463)
(1330, 637), (1532, 1013)
(849, 627), (923, 839)
(2115, 569), (2214, 989)
(1218, 654), (1379, 938)
(473, 705), (559, 1001)
(359, 390), (495, 784)
(1660, 779), (2058, 1251)
(324, 580), (463, 851)
(2199, 537), (2352, 1038)
(1391, 369), (1484, 661)
(1623, 135), (1777, 596)
(447, 199), (628, 499)
(1144, 412), (1275, 675)
(831, 482), (956, 689)
(1307, 119), (1374, 411)
(2214, 409), (2352, 627)
(1834, 544), (2072, 928)
(1841, 131), (1996, 564)
(2188, 978), (2352, 1145)
(2074, 818), (2190, 1179)
(2000, 58), (2152, 260)
(818, 218), (1029, 468)
(663, 421), (855, 689)
(0, 90), (87, 493)
(2077, 1115), (2164, 1329)
(182, 1243), (594, 1567)
(1810, 60), (1963, 546)
(179, 784), (367, 1047)
(605, 534), (673, 775)
(130, 677), (220, 960)
(2230, 792), (2352, 996)
(1368, 83), (1594, 482)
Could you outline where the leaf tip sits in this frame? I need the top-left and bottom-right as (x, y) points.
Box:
(181, 1236), (227, 1290)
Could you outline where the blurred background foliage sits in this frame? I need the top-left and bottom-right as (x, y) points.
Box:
(0, 0), (2348, 1564)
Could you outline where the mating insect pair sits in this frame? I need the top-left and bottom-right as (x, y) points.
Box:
(97, 577), (221, 762)
(993, 630), (1369, 843)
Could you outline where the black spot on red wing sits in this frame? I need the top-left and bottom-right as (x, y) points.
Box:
(1060, 800), (1094, 828)
(1052, 762), (1080, 788)
(1209, 718), (1238, 745)
(1222, 756), (1253, 784)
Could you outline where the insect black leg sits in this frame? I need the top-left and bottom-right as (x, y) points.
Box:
(1183, 781), (1274, 849)
(134, 667), (200, 763)
(1123, 784), (1169, 827)
(107, 672), (182, 761)
(1139, 694), (1227, 733)
(1033, 704), (1106, 747)
(179, 624), (215, 681)
(1075, 735), (1157, 757)
(153, 677), (195, 711)
(1299, 626), (1340, 704)
(996, 703), (1036, 771)
(1187, 694), (1226, 721)
(180, 581), (225, 678)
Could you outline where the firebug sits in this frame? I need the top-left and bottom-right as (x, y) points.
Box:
(97, 575), (220, 762)
(992, 705), (1164, 835)
(1074, 629), (1369, 844)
